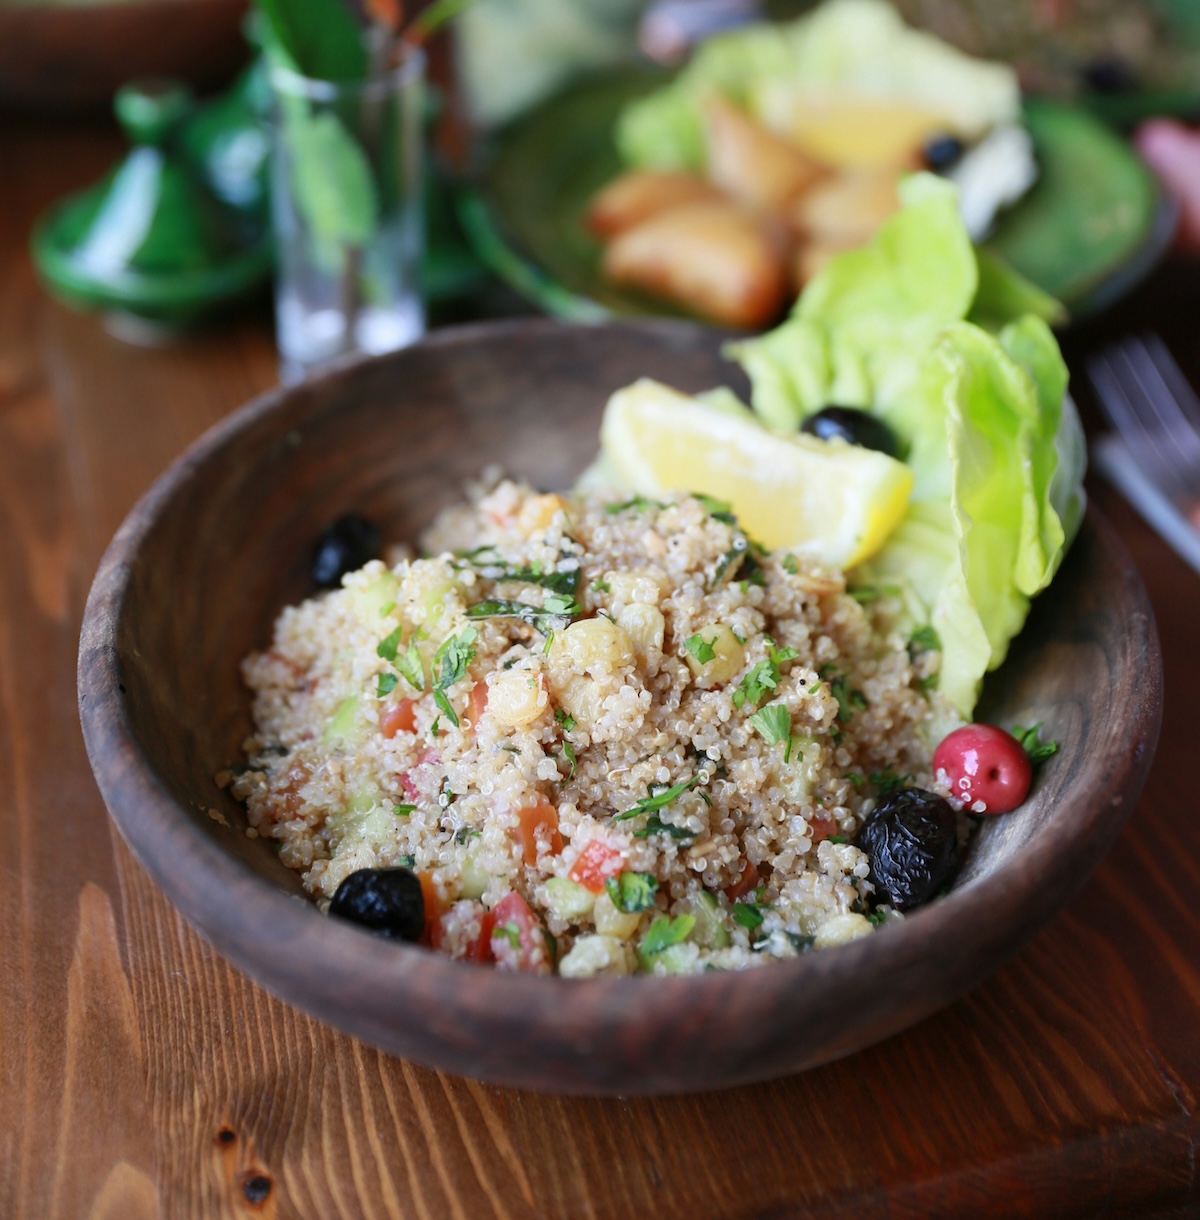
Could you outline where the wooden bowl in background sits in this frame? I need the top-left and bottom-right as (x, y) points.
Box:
(77, 319), (1162, 1095)
(0, 0), (247, 112)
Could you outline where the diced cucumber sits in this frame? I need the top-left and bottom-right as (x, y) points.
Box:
(460, 843), (491, 900)
(348, 570), (400, 620)
(688, 890), (731, 949)
(650, 942), (700, 974)
(324, 695), (365, 747)
(544, 876), (597, 921)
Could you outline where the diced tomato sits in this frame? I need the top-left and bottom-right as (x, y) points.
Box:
(514, 800), (563, 865)
(489, 891), (552, 973)
(466, 682), (488, 732)
(417, 871), (444, 949)
(470, 907), (496, 964)
(724, 857), (759, 901)
(399, 771), (420, 801)
(568, 840), (624, 893)
(381, 698), (417, 738)
(807, 814), (839, 844)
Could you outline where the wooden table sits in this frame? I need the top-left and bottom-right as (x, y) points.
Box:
(3, 112), (1198, 1220)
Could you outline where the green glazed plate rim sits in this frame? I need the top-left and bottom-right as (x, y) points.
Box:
(461, 69), (1174, 328)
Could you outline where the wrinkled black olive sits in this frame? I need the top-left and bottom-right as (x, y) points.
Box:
(922, 133), (965, 173)
(855, 788), (959, 911)
(1082, 54), (1139, 95)
(801, 406), (899, 457)
(329, 867), (424, 940)
(312, 512), (381, 588)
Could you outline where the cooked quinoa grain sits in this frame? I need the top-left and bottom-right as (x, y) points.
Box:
(226, 480), (958, 975)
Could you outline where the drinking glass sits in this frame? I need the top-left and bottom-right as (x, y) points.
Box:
(267, 47), (425, 383)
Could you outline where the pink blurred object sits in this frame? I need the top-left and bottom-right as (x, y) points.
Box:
(1136, 118), (1200, 251)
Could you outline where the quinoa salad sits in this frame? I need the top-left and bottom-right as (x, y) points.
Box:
(223, 477), (959, 977)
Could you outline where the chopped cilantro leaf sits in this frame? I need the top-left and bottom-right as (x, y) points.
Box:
(640, 914), (695, 956)
(590, 577), (611, 593)
(376, 626), (403, 662)
(376, 672), (398, 697)
(605, 871), (659, 913)
(732, 640), (798, 710)
(542, 592), (579, 616)
(613, 774), (701, 821)
(562, 741), (576, 778)
(749, 703), (792, 761)
(684, 632), (717, 664)
(870, 769), (912, 796)
(555, 708), (575, 733)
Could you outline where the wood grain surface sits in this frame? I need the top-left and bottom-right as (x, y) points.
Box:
(4, 114), (1200, 1217)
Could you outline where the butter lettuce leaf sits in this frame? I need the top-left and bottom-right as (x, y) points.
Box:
(730, 175), (1084, 717)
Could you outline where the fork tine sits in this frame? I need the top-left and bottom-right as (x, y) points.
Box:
(1141, 333), (1200, 430)
(1087, 351), (1196, 502)
(1110, 341), (1200, 488)
(1121, 336), (1200, 470)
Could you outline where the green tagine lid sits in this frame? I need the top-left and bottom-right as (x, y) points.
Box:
(32, 79), (272, 331)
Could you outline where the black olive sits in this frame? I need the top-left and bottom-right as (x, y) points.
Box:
(328, 867), (425, 940)
(922, 133), (965, 173)
(855, 788), (959, 911)
(1081, 54), (1139, 95)
(801, 406), (899, 457)
(312, 512), (381, 588)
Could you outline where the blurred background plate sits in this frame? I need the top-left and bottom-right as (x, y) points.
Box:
(0, 0), (248, 112)
(461, 68), (1173, 325)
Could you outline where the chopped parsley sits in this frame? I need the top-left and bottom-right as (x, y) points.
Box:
(561, 740), (577, 778)
(910, 624), (942, 652)
(433, 626), (477, 688)
(393, 804), (416, 817)
(433, 687), (459, 728)
(732, 901), (766, 930)
(639, 914), (695, 957)
(732, 639), (798, 710)
(613, 774), (702, 821)
(822, 668), (867, 723)
(493, 920), (521, 949)
(376, 672), (399, 697)
(749, 703), (792, 762)
(692, 493), (737, 524)
(827, 835), (848, 844)
(710, 533), (749, 586)
(590, 577), (611, 593)
(684, 632), (717, 664)
(605, 871), (659, 913)
(466, 598), (575, 637)
(376, 626), (403, 662)
(397, 853), (416, 869)
(454, 827), (480, 844)
(605, 496), (664, 515)
(555, 708), (576, 733)
(870, 769), (912, 796)
(632, 815), (694, 842)
(1012, 722), (1060, 766)
(396, 639), (425, 691)
(468, 561), (578, 596)
(782, 554), (799, 575)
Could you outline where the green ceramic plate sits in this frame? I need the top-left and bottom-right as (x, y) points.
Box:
(462, 69), (1173, 326)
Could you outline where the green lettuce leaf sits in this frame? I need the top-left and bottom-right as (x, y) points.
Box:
(730, 174), (1085, 718)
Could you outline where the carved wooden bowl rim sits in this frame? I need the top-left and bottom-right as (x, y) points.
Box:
(77, 318), (1163, 1095)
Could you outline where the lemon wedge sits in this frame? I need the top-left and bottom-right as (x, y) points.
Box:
(598, 379), (913, 569)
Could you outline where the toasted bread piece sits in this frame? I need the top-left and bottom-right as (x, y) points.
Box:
(790, 171), (901, 246)
(702, 94), (826, 213)
(585, 170), (724, 238)
(602, 199), (789, 329)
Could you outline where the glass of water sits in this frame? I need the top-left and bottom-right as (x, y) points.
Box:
(267, 47), (426, 383)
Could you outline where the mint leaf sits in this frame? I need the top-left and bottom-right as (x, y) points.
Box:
(396, 639), (426, 691)
(639, 914), (695, 956)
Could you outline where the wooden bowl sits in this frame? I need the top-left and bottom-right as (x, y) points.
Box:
(78, 319), (1162, 1096)
(0, 0), (247, 112)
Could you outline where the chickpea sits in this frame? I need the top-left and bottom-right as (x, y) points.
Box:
(605, 569), (666, 607)
(553, 674), (604, 727)
(516, 493), (568, 536)
(487, 668), (548, 728)
(552, 616), (635, 674)
(683, 623), (745, 687)
(617, 603), (665, 658)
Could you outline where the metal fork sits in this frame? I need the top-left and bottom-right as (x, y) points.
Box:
(1087, 334), (1200, 505)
